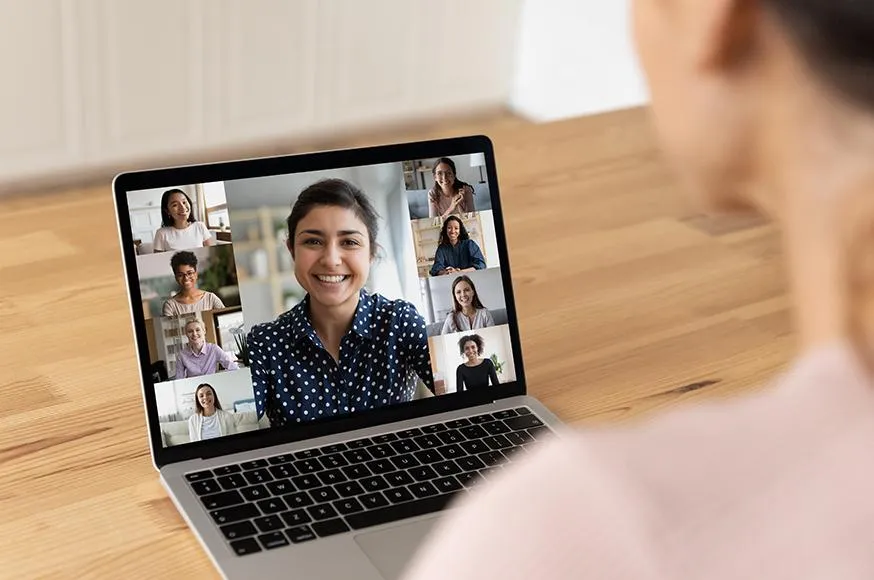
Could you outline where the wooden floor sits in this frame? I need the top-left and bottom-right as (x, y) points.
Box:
(0, 107), (795, 577)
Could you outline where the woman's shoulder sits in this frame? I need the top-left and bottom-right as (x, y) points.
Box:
(368, 293), (425, 321)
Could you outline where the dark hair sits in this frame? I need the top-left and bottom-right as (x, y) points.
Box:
(431, 157), (473, 195)
(160, 188), (196, 228)
(286, 178), (380, 258)
(451, 275), (485, 313)
(764, 1), (874, 107)
(458, 334), (484, 356)
(170, 250), (198, 275)
(193, 383), (223, 414)
(438, 216), (470, 247)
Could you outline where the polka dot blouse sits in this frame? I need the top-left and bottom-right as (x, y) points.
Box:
(248, 289), (435, 426)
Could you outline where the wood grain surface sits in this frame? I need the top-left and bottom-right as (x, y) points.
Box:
(0, 107), (795, 578)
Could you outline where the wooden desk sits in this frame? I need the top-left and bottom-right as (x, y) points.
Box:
(0, 108), (795, 577)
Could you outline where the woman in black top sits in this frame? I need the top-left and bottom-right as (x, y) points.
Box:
(455, 334), (499, 391)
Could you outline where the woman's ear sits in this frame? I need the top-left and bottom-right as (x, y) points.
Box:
(690, 0), (759, 71)
(286, 238), (294, 260)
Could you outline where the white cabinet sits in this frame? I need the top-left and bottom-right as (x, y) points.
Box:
(0, 0), (522, 188)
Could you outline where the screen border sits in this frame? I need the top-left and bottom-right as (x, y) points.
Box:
(112, 135), (527, 468)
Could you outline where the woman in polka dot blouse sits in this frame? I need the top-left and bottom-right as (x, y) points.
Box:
(247, 178), (436, 426)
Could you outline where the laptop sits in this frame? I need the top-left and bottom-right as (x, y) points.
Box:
(112, 135), (563, 579)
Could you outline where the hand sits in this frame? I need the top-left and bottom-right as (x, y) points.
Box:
(449, 193), (463, 209)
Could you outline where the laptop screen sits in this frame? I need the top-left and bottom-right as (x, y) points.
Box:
(124, 152), (518, 449)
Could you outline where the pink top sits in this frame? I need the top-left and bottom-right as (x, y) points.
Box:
(404, 341), (874, 579)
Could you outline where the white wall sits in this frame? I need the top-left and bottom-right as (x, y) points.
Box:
(510, 0), (649, 122)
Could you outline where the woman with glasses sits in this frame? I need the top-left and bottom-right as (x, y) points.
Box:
(428, 157), (475, 219)
(162, 250), (225, 316)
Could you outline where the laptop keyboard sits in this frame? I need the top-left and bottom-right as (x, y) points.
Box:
(184, 407), (551, 556)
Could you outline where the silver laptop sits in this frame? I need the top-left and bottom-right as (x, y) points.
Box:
(112, 135), (562, 580)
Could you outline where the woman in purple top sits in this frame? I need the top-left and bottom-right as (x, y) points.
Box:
(175, 319), (239, 379)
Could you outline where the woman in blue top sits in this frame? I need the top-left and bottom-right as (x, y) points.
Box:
(247, 178), (435, 426)
(429, 215), (486, 276)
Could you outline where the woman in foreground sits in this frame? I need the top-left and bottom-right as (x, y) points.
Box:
(405, 1), (874, 578)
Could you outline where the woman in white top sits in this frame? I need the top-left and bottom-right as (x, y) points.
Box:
(441, 275), (494, 334)
(153, 188), (214, 252)
(162, 250), (225, 316)
(187, 383), (236, 442)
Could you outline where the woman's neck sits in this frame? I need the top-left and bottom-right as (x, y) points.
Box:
(202, 407), (216, 417)
(189, 341), (204, 354)
(172, 220), (189, 229)
(461, 305), (476, 316)
(309, 294), (360, 361)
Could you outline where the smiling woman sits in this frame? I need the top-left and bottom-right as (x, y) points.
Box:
(246, 178), (436, 427)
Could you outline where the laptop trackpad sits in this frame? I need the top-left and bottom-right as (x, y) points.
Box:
(354, 517), (439, 580)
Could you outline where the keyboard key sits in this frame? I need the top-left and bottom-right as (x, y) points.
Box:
(390, 454), (420, 471)
(343, 448), (373, 464)
(409, 482), (439, 498)
(460, 425), (488, 440)
(346, 493), (458, 530)
(265, 479), (295, 496)
(366, 459), (395, 474)
(479, 467), (503, 479)
(312, 518), (350, 537)
(221, 520), (257, 540)
(513, 407), (533, 415)
(201, 490), (244, 510)
(412, 434), (443, 449)
(190, 479), (221, 496)
(528, 426), (551, 439)
(218, 474), (248, 490)
(469, 414), (494, 424)
(317, 469), (347, 486)
(294, 449), (321, 460)
(505, 430), (532, 446)
(213, 465), (242, 476)
(307, 504), (339, 521)
(258, 531), (289, 550)
(267, 454), (295, 465)
(359, 475), (389, 492)
(280, 509), (312, 527)
(413, 449), (443, 464)
(321, 453), (349, 469)
(371, 433), (398, 444)
(436, 431), (465, 445)
(460, 440), (489, 455)
(396, 428), (422, 438)
(268, 464), (297, 479)
(342, 464), (372, 480)
(445, 418), (471, 429)
(368, 444), (397, 459)
(505, 414), (544, 430)
(210, 503), (259, 526)
(456, 471), (481, 487)
(321, 443), (348, 454)
(408, 466), (438, 482)
(230, 537), (262, 556)
(291, 474), (321, 490)
(256, 497), (287, 514)
(385, 488), (415, 504)
(433, 460), (461, 476)
(286, 525), (317, 544)
(360, 492), (390, 510)
(457, 456), (486, 472)
(254, 515), (284, 533)
(479, 451), (508, 466)
(240, 485), (270, 502)
(421, 423), (447, 433)
(309, 487), (339, 504)
(482, 421), (511, 435)
(347, 437), (372, 449)
(185, 470), (213, 482)
(283, 491), (314, 509)
(244, 469), (273, 485)
(241, 459), (268, 470)
(384, 471), (414, 487)
(336, 481), (365, 498)
(493, 409), (518, 420)
(434, 476), (463, 493)
(293, 458), (323, 474)
(437, 444), (465, 460)
(333, 497), (365, 515)
(484, 435), (513, 450)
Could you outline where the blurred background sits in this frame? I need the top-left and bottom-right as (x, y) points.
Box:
(0, 0), (645, 194)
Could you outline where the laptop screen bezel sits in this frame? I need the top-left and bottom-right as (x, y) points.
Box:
(113, 135), (527, 468)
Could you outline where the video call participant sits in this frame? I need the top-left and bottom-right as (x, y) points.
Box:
(429, 216), (486, 276)
(442, 275), (495, 334)
(175, 319), (239, 379)
(248, 178), (435, 426)
(187, 383), (237, 442)
(153, 188), (214, 252)
(162, 251), (225, 316)
(455, 334), (499, 391)
(428, 157), (476, 219)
